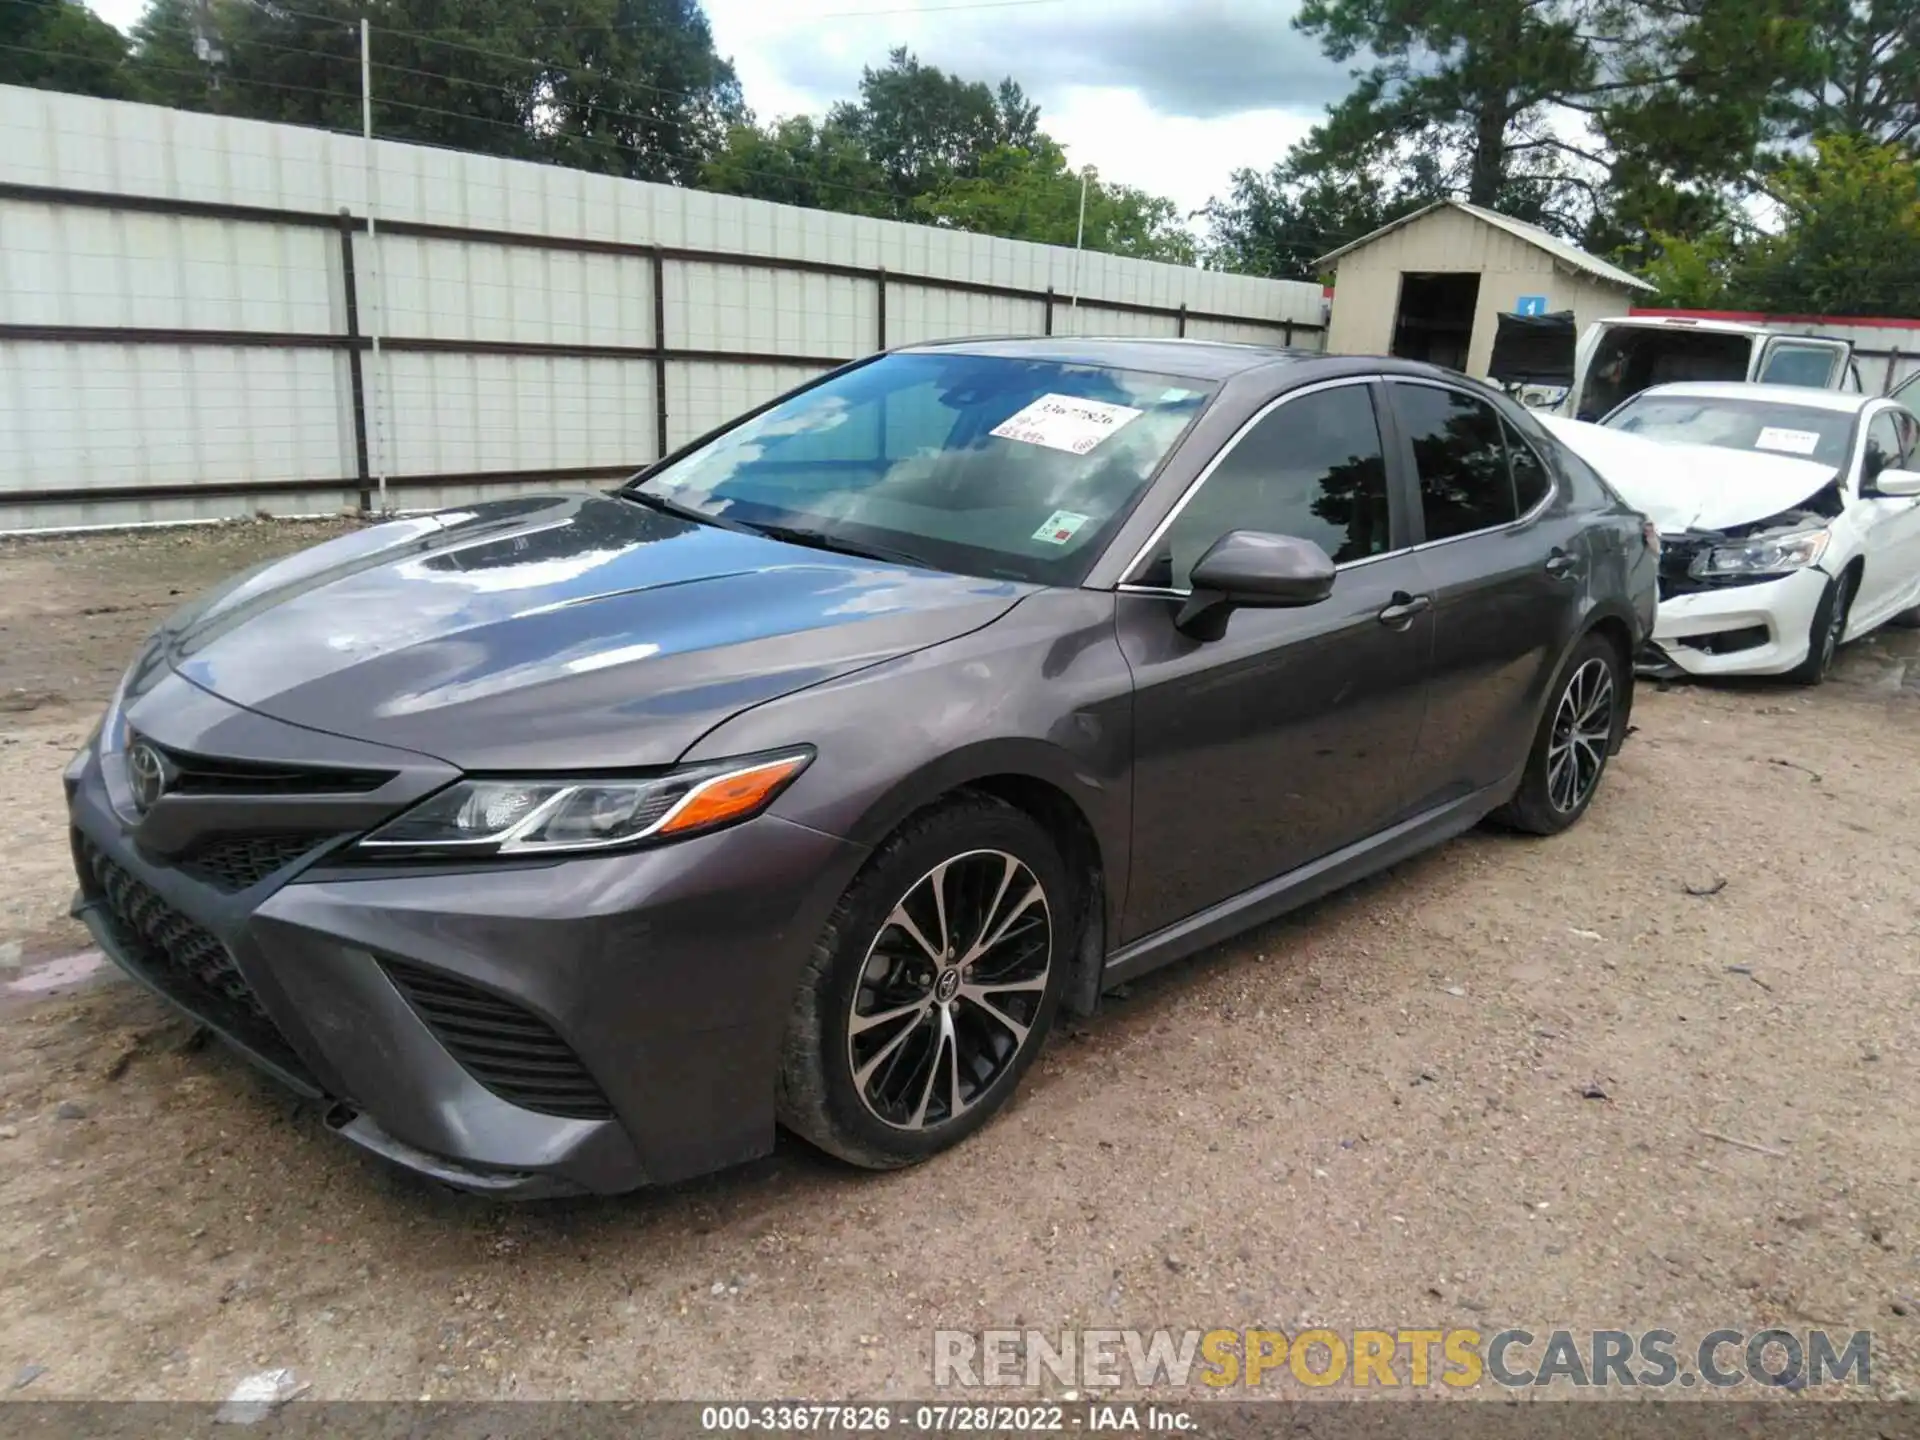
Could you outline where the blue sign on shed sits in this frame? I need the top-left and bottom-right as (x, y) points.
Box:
(1515, 295), (1549, 316)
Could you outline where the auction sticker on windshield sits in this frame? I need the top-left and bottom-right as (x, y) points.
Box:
(992, 394), (1143, 456)
(1031, 510), (1091, 545)
(1755, 426), (1821, 456)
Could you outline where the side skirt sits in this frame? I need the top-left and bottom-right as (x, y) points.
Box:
(1100, 776), (1517, 990)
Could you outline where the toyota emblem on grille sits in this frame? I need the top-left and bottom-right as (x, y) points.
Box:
(126, 740), (172, 814)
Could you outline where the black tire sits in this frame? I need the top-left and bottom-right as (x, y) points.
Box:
(776, 793), (1069, 1170)
(1786, 568), (1855, 685)
(1491, 631), (1624, 836)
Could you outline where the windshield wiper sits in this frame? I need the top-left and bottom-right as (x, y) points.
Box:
(748, 522), (934, 570)
(615, 487), (756, 534)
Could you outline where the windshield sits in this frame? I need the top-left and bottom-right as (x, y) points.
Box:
(626, 351), (1214, 585)
(1601, 395), (1853, 468)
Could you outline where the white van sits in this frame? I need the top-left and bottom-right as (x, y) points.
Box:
(1563, 314), (1920, 421)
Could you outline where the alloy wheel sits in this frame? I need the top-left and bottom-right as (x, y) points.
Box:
(1546, 657), (1614, 814)
(846, 849), (1052, 1131)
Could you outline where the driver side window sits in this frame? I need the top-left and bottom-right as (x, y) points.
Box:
(1135, 384), (1391, 591)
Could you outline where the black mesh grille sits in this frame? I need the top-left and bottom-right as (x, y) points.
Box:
(173, 834), (329, 894)
(381, 960), (613, 1121)
(137, 736), (392, 797)
(75, 835), (312, 1082)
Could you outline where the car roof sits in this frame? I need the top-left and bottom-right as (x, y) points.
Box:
(1630, 382), (1877, 414)
(897, 335), (1480, 387)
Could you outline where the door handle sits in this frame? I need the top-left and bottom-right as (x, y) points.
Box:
(1545, 548), (1581, 578)
(1377, 592), (1431, 629)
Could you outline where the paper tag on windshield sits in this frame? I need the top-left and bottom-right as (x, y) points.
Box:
(992, 394), (1143, 455)
(1755, 426), (1820, 456)
(1031, 510), (1091, 545)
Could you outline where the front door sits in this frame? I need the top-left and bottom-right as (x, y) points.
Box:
(1850, 406), (1920, 630)
(1116, 380), (1432, 944)
(1385, 381), (1590, 809)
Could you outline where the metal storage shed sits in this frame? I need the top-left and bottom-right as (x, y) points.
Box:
(1315, 201), (1655, 377)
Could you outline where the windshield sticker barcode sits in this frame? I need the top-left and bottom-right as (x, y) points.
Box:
(991, 395), (1143, 455)
(1031, 510), (1091, 545)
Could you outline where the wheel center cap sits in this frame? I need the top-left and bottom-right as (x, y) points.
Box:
(933, 967), (961, 1003)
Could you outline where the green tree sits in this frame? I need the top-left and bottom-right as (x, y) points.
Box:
(1200, 141), (1444, 279)
(1291, 0), (1600, 216)
(916, 140), (1196, 264)
(701, 115), (893, 217)
(1645, 137), (1920, 314)
(828, 48), (1042, 215)
(1741, 135), (1920, 313)
(2, 0), (132, 98)
(123, 0), (743, 181)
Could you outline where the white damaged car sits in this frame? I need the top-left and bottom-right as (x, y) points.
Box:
(1542, 383), (1920, 683)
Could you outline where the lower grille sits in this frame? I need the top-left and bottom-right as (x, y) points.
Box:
(75, 835), (312, 1082)
(381, 960), (613, 1121)
(174, 834), (330, 894)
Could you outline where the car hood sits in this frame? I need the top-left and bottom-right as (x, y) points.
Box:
(1540, 416), (1839, 533)
(160, 492), (1030, 770)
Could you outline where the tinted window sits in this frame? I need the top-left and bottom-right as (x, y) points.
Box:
(632, 352), (1214, 586)
(1505, 420), (1551, 513)
(1865, 412), (1903, 481)
(1139, 385), (1390, 590)
(1394, 385), (1517, 541)
(1759, 343), (1842, 388)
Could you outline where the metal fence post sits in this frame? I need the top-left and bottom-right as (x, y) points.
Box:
(1177, 303), (1187, 338)
(336, 207), (373, 515)
(652, 250), (669, 460)
(1044, 286), (1054, 337)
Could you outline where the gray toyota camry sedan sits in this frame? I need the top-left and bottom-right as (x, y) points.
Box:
(65, 338), (1657, 1197)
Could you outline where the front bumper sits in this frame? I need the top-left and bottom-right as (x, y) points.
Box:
(1642, 567), (1829, 678)
(66, 678), (867, 1197)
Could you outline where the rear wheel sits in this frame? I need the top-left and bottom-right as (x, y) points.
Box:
(776, 795), (1067, 1170)
(1491, 632), (1622, 836)
(1787, 568), (1855, 685)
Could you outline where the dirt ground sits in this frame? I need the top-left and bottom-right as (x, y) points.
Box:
(2, 519), (1918, 1404)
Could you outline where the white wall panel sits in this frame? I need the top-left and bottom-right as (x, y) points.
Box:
(0, 342), (352, 489)
(377, 352), (656, 477)
(0, 84), (1323, 529)
(670, 262), (874, 358)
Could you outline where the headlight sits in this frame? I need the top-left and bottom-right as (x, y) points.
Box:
(351, 749), (812, 859)
(1689, 528), (1829, 579)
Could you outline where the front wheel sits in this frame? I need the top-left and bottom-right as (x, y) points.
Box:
(776, 795), (1068, 1170)
(1787, 568), (1854, 685)
(1491, 633), (1623, 836)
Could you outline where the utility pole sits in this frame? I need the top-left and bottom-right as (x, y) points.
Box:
(1068, 166), (1091, 335)
(360, 18), (388, 513)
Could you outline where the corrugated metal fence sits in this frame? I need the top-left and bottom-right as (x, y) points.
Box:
(0, 87), (1325, 532)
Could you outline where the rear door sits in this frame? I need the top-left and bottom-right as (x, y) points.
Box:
(1386, 379), (1589, 811)
(1755, 336), (1853, 390)
(1115, 379), (1432, 943)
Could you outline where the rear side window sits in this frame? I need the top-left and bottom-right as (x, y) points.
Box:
(1505, 421), (1552, 513)
(1391, 384), (1517, 541)
(1136, 384), (1390, 589)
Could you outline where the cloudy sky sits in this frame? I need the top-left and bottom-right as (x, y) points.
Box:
(84, 0), (1348, 221)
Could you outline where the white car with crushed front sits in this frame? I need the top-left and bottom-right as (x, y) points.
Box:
(1542, 383), (1920, 682)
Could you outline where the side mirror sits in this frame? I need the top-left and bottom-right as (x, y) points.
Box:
(1176, 530), (1336, 641)
(1870, 466), (1920, 498)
